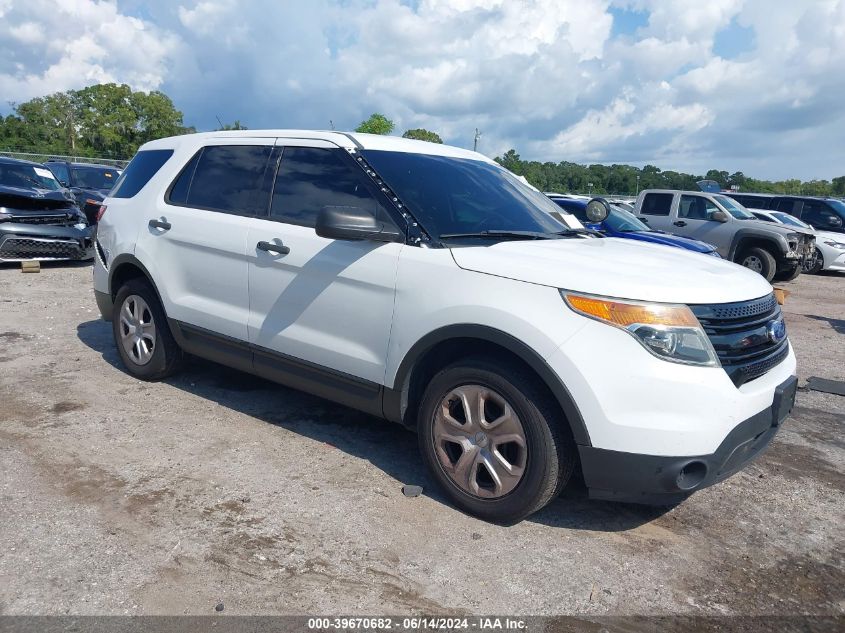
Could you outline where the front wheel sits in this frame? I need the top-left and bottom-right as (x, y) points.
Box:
(417, 358), (575, 524)
(801, 248), (824, 275)
(738, 247), (777, 282)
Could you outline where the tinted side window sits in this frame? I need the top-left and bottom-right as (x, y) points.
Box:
(640, 193), (673, 215)
(47, 162), (70, 185)
(111, 150), (174, 198)
(270, 147), (384, 227)
(167, 150), (202, 205)
(186, 145), (273, 215)
(551, 199), (588, 222)
(801, 200), (843, 229)
(773, 198), (796, 213)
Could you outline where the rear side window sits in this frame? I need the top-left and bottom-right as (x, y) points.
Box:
(110, 149), (174, 198)
(640, 193), (673, 215)
(270, 147), (385, 228)
(773, 198), (796, 213)
(179, 145), (273, 215)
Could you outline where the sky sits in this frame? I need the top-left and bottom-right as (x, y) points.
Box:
(0, 0), (843, 180)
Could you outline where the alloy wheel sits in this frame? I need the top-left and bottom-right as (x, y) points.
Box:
(432, 384), (528, 499)
(742, 255), (763, 273)
(119, 294), (157, 366)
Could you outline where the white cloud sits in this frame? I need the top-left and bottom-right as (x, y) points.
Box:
(0, 0), (177, 102)
(0, 0), (843, 179)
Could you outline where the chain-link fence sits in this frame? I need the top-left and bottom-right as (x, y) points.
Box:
(0, 150), (130, 168)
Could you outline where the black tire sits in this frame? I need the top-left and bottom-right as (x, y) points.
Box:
(112, 278), (183, 380)
(417, 358), (575, 524)
(737, 247), (777, 282)
(773, 263), (801, 282)
(801, 248), (824, 275)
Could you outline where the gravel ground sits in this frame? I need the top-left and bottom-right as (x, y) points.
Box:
(0, 262), (843, 617)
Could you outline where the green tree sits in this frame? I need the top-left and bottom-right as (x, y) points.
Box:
(0, 83), (193, 158)
(355, 113), (394, 135)
(402, 128), (442, 143)
(216, 120), (248, 131)
(831, 176), (845, 196)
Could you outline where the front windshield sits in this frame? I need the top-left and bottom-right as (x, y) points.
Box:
(72, 165), (120, 190)
(827, 199), (845, 215)
(771, 211), (811, 229)
(605, 206), (650, 232)
(715, 194), (755, 219)
(0, 162), (62, 191)
(360, 150), (570, 239)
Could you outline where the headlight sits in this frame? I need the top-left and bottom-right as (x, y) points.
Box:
(823, 240), (845, 250)
(562, 292), (720, 367)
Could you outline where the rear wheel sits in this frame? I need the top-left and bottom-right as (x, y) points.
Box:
(418, 358), (575, 524)
(112, 279), (183, 380)
(738, 247), (777, 282)
(801, 248), (824, 275)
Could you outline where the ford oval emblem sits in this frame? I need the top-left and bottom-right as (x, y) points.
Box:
(767, 318), (786, 344)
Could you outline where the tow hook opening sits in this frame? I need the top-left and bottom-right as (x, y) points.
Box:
(676, 461), (708, 490)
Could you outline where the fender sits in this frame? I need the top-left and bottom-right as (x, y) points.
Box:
(385, 324), (591, 446)
(99, 253), (166, 321)
(728, 229), (788, 261)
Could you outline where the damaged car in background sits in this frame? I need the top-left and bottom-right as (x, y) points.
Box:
(0, 156), (94, 263)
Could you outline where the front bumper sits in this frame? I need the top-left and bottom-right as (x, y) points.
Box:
(0, 223), (94, 262)
(578, 375), (797, 504)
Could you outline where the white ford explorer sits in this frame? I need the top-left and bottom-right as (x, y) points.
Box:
(92, 131), (797, 523)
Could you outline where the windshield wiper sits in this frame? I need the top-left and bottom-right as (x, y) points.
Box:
(439, 230), (561, 241)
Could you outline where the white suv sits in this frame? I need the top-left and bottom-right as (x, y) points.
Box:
(93, 131), (797, 523)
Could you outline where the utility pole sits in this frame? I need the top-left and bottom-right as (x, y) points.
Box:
(473, 128), (481, 152)
(636, 174), (640, 196)
(329, 120), (335, 130)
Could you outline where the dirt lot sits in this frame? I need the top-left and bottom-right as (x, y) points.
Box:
(0, 262), (843, 617)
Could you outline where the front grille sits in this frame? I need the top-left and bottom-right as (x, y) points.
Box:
(690, 293), (788, 387)
(0, 237), (85, 260)
(0, 214), (78, 226)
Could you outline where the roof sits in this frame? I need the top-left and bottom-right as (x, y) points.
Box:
(45, 160), (120, 169)
(139, 130), (493, 162)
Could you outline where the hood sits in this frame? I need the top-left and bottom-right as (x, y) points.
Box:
(741, 217), (814, 236)
(622, 230), (716, 253)
(450, 236), (772, 304)
(0, 183), (73, 205)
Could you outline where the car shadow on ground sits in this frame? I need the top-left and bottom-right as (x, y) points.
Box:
(805, 314), (845, 335)
(76, 318), (669, 532)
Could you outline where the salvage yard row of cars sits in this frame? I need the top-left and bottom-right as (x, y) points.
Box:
(3, 133), (844, 522)
(0, 156), (119, 263)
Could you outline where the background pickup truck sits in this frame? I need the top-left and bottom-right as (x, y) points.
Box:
(634, 189), (815, 282)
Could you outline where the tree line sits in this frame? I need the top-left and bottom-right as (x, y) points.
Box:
(2, 90), (842, 197)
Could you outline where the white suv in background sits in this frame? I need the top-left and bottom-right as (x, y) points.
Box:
(93, 131), (797, 523)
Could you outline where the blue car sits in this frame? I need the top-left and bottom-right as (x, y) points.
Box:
(549, 196), (720, 257)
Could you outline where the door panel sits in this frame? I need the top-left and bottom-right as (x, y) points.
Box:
(134, 139), (275, 342)
(247, 220), (402, 383)
(676, 194), (734, 257)
(247, 142), (403, 384)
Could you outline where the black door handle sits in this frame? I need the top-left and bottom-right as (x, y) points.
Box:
(149, 219), (171, 231)
(257, 240), (290, 255)
(674, 220), (687, 227)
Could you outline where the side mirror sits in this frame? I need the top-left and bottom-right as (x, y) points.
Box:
(585, 197), (610, 222)
(315, 206), (403, 242)
(827, 216), (843, 228)
(711, 210), (729, 222)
